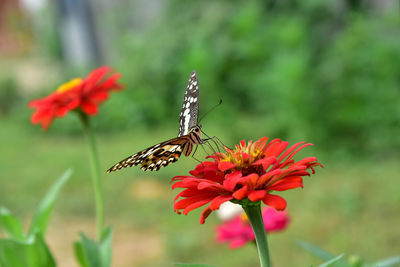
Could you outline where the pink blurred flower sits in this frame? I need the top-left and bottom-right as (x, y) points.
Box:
(216, 207), (289, 249)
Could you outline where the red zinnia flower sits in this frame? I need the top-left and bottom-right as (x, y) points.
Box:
(28, 66), (123, 130)
(172, 137), (322, 224)
(216, 206), (289, 249)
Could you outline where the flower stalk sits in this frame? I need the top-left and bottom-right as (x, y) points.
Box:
(243, 203), (271, 267)
(79, 112), (104, 240)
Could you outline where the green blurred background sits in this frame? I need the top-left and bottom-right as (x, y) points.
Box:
(0, 0), (399, 266)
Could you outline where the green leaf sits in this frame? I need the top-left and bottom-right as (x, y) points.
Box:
(28, 168), (72, 236)
(99, 227), (113, 266)
(319, 254), (345, 267)
(0, 170), (69, 266)
(24, 233), (56, 267)
(0, 207), (24, 241)
(0, 232), (56, 267)
(174, 264), (217, 267)
(298, 241), (350, 267)
(369, 256), (400, 267)
(75, 226), (113, 267)
(74, 241), (89, 267)
(297, 240), (336, 261)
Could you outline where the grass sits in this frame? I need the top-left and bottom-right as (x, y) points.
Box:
(1, 114), (399, 267)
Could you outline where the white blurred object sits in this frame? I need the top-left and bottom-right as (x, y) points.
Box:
(216, 202), (244, 221)
(57, 0), (102, 67)
(20, 0), (46, 13)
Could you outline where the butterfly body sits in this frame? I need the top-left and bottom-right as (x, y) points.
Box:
(107, 71), (202, 172)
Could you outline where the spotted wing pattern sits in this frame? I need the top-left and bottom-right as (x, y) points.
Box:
(107, 71), (201, 173)
(178, 71), (199, 137)
(106, 136), (190, 172)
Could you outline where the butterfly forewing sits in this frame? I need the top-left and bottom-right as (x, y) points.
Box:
(178, 71), (199, 137)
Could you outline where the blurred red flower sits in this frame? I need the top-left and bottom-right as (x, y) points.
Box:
(216, 206), (289, 249)
(172, 137), (322, 223)
(28, 66), (123, 130)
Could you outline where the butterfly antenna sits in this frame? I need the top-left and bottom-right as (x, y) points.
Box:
(199, 99), (222, 123)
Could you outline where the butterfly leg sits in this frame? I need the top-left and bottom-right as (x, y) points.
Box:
(199, 140), (217, 155)
(206, 137), (220, 153)
(205, 134), (226, 149)
(191, 145), (205, 165)
(201, 131), (224, 154)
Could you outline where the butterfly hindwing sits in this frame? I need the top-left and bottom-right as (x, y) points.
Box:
(141, 144), (182, 171)
(178, 71), (199, 137)
(107, 136), (189, 172)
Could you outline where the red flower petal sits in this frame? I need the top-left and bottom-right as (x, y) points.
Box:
(265, 141), (289, 158)
(223, 171), (242, 191)
(262, 138), (282, 154)
(239, 174), (258, 185)
(218, 161), (236, 172)
(232, 186), (249, 200)
(253, 156), (276, 170)
(262, 194), (287, 211)
(89, 91), (109, 102)
(258, 169), (282, 186)
(171, 137), (322, 224)
(282, 143), (313, 165)
(248, 190), (267, 201)
(80, 101), (99, 115)
(200, 207), (213, 224)
(240, 152), (251, 160)
(209, 195), (234, 210)
(253, 137), (269, 150)
(276, 142), (306, 163)
(175, 194), (216, 211)
(183, 199), (214, 215)
(197, 182), (228, 193)
(267, 177), (303, 191)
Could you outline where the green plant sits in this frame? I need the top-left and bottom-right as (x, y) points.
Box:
(298, 240), (400, 267)
(0, 169), (72, 267)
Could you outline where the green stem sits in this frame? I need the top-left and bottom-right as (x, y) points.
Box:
(78, 112), (104, 240)
(243, 203), (271, 267)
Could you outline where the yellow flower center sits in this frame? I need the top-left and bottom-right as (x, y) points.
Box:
(56, 78), (83, 93)
(222, 147), (262, 166)
(219, 144), (266, 176)
(251, 148), (262, 159)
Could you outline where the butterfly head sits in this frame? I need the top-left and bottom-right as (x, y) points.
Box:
(188, 125), (203, 144)
(189, 125), (202, 134)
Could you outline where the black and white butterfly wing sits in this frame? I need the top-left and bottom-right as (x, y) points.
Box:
(178, 71), (199, 137)
(106, 136), (190, 172)
(107, 71), (201, 173)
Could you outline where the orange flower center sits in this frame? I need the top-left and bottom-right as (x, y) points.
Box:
(56, 78), (83, 93)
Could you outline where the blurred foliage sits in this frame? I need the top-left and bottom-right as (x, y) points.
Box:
(74, 227), (113, 267)
(4, 0), (400, 157)
(101, 0), (400, 157)
(297, 240), (400, 267)
(0, 76), (19, 115)
(35, 3), (62, 60)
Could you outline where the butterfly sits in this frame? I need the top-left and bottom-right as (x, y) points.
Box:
(107, 71), (203, 172)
